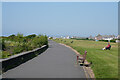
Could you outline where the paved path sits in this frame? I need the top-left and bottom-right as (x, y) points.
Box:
(2, 40), (86, 78)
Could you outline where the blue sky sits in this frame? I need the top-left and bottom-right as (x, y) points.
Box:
(2, 2), (118, 37)
(0, 2), (2, 36)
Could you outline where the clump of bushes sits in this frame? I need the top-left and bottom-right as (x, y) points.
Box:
(72, 38), (94, 41)
(2, 51), (11, 58)
(99, 40), (108, 42)
(0, 39), (6, 51)
(0, 33), (48, 59)
(110, 40), (116, 43)
(71, 41), (73, 43)
(32, 35), (48, 47)
(99, 40), (116, 43)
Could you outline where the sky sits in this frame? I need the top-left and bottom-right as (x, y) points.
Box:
(0, 2), (2, 36)
(1, 0), (119, 2)
(2, 2), (118, 37)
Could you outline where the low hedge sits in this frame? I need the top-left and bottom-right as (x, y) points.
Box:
(99, 40), (116, 43)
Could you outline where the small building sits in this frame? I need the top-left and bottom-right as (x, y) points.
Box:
(95, 36), (103, 40)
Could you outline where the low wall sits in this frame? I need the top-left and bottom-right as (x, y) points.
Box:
(0, 45), (48, 73)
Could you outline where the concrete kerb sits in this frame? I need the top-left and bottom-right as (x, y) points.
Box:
(0, 45), (48, 73)
(59, 43), (95, 79)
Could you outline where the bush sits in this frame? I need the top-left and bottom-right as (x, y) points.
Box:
(1, 34), (48, 58)
(0, 39), (6, 51)
(110, 40), (116, 43)
(72, 38), (92, 40)
(8, 34), (16, 39)
(17, 33), (23, 38)
(49, 37), (53, 39)
(0, 51), (2, 59)
(13, 47), (24, 54)
(71, 41), (73, 43)
(2, 51), (11, 59)
(99, 40), (116, 43)
(99, 40), (108, 42)
(33, 35), (48, 47)
(26, 34), (36, 39)
(0, 39), (2, 50)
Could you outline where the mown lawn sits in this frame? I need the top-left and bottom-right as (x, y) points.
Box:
(53, 39), (118, 79)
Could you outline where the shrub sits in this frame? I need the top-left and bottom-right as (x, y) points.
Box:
(99, 40), (116, 43)
(71, 41), (73, 43)
(2, 51), (11, 59)
(99, 40), (108, 42)
(13, 47), (24, 54)
(73, 38), (92, 40)
(110, 40), (116, 43)
(1, 34), (48, 58)
(0, 51), (2, 59)
(49, 37), (53, 39)
(26, 34), (36, 39)
(17, 33), (23, 38)
(32, 35), (48, 47)
(1, 39), (6, 51)
(8, 34), (16, 39)
(0, 39), (2, 50)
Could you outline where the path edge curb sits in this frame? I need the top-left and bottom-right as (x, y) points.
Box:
(59, 43), (95, 79)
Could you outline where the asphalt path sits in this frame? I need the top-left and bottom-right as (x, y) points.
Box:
(2, 40), (86, 78)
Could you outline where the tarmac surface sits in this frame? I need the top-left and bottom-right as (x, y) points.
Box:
(2, 40), (86, 78)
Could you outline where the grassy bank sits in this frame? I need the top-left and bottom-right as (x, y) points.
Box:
(0, 34), (48, 59)
(53, 38), (118, 78)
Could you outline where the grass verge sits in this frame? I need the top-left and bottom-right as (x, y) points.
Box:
(53, 39), (118, 79)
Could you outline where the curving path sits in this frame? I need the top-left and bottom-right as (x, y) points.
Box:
(2, 40), (86, 78)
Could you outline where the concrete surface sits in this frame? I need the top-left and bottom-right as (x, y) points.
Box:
(2, 40), (86, 78)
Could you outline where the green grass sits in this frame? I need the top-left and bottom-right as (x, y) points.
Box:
(53, 39), (118, 78)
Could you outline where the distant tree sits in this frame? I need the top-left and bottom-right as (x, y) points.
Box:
(86, 38), (89, 40)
